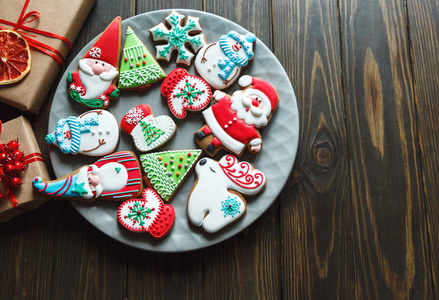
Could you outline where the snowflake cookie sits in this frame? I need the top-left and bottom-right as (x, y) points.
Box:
(149, 10), (207, 65)
(187, 155), (266, 233)
(161, 68), (212, 119)
(117, 189), (175, 239)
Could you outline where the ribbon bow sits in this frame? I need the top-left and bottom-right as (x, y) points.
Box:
(0, 0), (72, 65)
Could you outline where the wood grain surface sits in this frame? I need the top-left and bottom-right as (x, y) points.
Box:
(0, 0), (438, 299)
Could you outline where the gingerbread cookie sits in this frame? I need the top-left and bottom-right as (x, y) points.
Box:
(117, 188), (175, 239)
(195, 31), (256, 89)
(187, 155), (266, 233)
(121, 104), (176, 152)
(67, 17), (122, 109)
(33, 151), (142, 202)
(139, 149), (202, 201)
(118, 26), (166, 91)
(161, 68), (212, 119)
(149, 10), (207, 66)
(194, 75), (279, 157)
(45, 110), (119, 156)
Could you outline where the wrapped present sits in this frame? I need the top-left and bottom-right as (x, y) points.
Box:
(0, 0), (95, 113)
(0, 116), (50, 222)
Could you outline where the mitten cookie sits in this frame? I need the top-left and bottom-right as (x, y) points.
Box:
(195, 31), (256, 89)
(117, 188), (175, 239)
(187, 155), (266, 233)
(67, 17), (122, 109)
(46, 110), (119, 156)
(194, 75), (279, 157)
(161, 68), (211, 119)
(33, 151), (142, 202)
(121, 104), (176, 152)
(139, 149), (201, 201)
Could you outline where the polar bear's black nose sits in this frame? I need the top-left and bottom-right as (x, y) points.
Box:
(199, 158), (207, 165)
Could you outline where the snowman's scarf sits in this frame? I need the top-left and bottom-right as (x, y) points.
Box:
(217, 32), (254, 80)
(45, 116), (99, 154)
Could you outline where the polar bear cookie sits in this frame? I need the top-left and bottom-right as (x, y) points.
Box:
(194, 75), (279, 157)
(117, 188), (175, 239)
(121, 104), (176, 152)
(32, 151), (142, 202)
(45, 110), (119, 156)
(149, 10), (207, 66)
(195, 30), (256, 89)
(161, 68), (212, 119)
(187, 155), (266, 233)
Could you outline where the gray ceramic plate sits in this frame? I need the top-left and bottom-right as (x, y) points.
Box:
(49, 9), (299, 252)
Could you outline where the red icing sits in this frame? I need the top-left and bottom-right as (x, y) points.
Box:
(219, 155), (264, 189)
(160, 68), (189, 97)
(250, 78), (279, 110)
(120, 104), (153, 134)
(210, 96), (260, 145)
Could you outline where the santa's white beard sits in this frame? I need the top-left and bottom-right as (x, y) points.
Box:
(230, 91), (270, 127)
(78, 59), (118, 99)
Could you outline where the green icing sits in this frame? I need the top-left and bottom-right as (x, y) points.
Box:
(118, 26), (166, 89)
(140, 150), (201, 201)
(141, 121), (165, 146)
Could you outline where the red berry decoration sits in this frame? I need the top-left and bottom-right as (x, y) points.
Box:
(7, 140), (19, 152)
(13, 150), (24, 161)
(0, 144), (7, 153)
(13, 161), (24, 172)
(0, 152), (7, 164)
(9, 177), (22, 189)
(3, 164), (15, 176)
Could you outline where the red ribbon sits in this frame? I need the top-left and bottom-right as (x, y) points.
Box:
(0, 0), (72, 65)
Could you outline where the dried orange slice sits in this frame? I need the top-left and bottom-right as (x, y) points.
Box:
(0, 30), (31, 85)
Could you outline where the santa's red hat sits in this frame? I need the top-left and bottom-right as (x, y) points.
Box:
(239, 75), (279, 112)
(120, 104), (153, 134)
(83, 16), (121, 68)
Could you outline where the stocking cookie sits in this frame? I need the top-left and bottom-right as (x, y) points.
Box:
(194, 75), (279, 157)
(195, 31), (256, 89)
(67, 17), (122, 108)
(161, 68), (211, 119)
(45, 110), (119, 156)
(139, 149), (202, 201)
(117, 188), (175, 239)
(118, 26), (166, 91)
(187, 155), (266, 233)
(121, 104), (176, 152)
(33, 151), (142, 202)
(149, 10), (207, 65)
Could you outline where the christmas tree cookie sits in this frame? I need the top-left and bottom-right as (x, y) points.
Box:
(161, 68), (211, 119)
(139, 149), (202, 201)
(121, 104), (176, 152)
(149, 10), (207, 66)
(117, 188), (175, 239)
(118, 26), (166, 91)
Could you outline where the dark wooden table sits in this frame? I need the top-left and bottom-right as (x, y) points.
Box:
(1, 0), (438, 299)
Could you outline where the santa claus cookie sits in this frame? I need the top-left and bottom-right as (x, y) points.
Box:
(121, 104), (176, 152)
(195, 31), (256, 89)
(118, 26), (166, 91)
(32, 151), (142, 202)
(67, 17), (122, 109)
(187, 155), (266, 233)
(45, 110), (119, 156)
(194, 75), (279, 157)
(117, 188), (175, 239)
(140, 149), (202, 201)
(149, 10), (207, 66)
(161, 68), (212, 119)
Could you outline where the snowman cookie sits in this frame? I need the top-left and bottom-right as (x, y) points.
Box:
(121, 104), (176, 152)
(45, 110), (119, 156)
(161, 68), (211, 119)
(117, 188), (175, 239)
(187, 155), (266, 233)
(33, 151), (143, 202)
(194, 31), (256, 89)
(149, 10), (207, 65)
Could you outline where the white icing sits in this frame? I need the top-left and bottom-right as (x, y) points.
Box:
(202, 108), (245, 154)
(130, 115), (176, 152)
(78, 59), (118, 99)
(118, 189), (162, 232)
(97, 162), (128, 192)
(238, 75), (252, 87)
(230, 90), (270, 127)
(187, 155), (266, 233)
